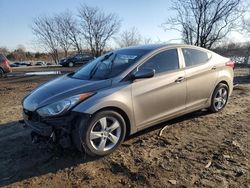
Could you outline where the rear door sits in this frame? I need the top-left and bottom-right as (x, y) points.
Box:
(181, 48), (218, 109)
(131, 48), (186, 129)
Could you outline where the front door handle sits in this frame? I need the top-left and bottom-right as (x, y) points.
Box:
(175, 77), (185, 83)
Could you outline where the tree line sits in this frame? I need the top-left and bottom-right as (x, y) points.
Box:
(31, 4), (156, 63)
(2, 41), (250, 64)
(2, 1), (250, 63)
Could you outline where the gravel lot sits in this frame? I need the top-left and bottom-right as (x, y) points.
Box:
(0, 67), (249, 187)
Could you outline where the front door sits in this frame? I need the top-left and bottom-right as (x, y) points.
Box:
(131, 48), (186, 129)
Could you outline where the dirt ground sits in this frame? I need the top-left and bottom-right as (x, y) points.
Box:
(0, 67), (249, 187)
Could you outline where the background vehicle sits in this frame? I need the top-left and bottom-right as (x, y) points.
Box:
(10, 62), (31, 67)
(0, 54), (12, 77)
(10, 63), (19, 67)
(35, 61), (47, 66)
(22, 44), (234, 156)
(59, 53), (95, 67)
(22, 62), (32, 66)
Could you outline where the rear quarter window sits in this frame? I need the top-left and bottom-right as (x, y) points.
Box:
(182, 48), (211, 67)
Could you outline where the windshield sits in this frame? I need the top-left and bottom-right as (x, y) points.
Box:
(71, 49), (150, 80)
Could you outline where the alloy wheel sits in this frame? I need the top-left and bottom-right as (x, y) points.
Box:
(68, 62), (74, 67)
(213, 87), (228, 111)
(89, 116), (121, 152)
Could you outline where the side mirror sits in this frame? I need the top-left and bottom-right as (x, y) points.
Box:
(133, 68), (155, 79)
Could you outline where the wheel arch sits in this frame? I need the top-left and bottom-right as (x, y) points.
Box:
(209, 81), (230, 112)
(92, 106), (132, 138)
(207, 79), (230, 107)
(218, 80), (229, 88)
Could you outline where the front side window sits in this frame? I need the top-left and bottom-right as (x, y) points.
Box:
(182, 48), (210, 67)
(139, 49), (179, 74)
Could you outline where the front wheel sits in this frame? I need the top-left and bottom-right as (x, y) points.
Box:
(75, 110), (126, 156)
(209, 83), (229, 113)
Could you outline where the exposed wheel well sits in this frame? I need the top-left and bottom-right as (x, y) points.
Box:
(211, 81), (229, 99)
(218, 80), (229, 88)
(94, 107), (131, 138)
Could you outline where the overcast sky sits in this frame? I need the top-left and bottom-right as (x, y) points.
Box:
(0, 0), (248, 52)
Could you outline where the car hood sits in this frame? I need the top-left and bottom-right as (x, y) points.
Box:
(23, 74), (112, 111)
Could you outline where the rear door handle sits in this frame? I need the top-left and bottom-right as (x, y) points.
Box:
(175, 77), (185, 83)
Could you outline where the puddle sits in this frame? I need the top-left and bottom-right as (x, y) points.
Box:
(25, 71), (61, 76)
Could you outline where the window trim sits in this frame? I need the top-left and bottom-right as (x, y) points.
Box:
(181, 47), (212, 69)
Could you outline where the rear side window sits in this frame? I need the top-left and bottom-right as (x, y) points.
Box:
(182, 48), (210, 67)
(139, 49), (179, 74)
(75, 54), (83, 59)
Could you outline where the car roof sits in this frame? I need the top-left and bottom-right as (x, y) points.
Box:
(121, 43), (208, 51)
(125, 44), (167, 50)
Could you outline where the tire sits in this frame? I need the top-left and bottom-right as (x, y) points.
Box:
(0, 68), (4, 78)
(209, 83), (229, 113)
(74, 110), (126, 156)
(68, 62), (74, 67)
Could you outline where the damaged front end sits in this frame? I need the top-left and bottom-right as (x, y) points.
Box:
(22, 109), (86, 149)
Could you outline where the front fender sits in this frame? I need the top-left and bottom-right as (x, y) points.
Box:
(72, 83), (136, 135)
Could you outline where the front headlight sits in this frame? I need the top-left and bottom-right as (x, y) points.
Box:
(37, 92), (94, 117)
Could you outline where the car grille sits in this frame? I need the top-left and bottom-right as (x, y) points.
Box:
(23, 109), (40, 122)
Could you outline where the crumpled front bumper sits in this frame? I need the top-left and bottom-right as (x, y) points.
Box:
(24, 118), (53, 137)
(22, 109), (83, 137)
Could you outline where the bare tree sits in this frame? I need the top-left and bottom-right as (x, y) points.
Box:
(162, 0), (245, 49)
(56, 11), (82, 53)
(13, 47), (27, 61)
(116, 27), (142, 47)
(78, 4), (121, 57)
(242, 42), (250, 64)
(67, 17), (82, 53)
(0, 47), (9, 56)
(54, 12), (73, 57)
(32, 16), (59, 63)
(142, 37), (153, 45)
(242, 18), (250, 64)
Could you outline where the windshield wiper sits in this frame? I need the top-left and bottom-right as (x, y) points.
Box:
(89, 53), (113, 79)
(103, 54), (117, 79)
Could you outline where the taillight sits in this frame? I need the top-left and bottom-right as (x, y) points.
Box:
(4, 59), (10, 66)
(225, 60), (235, 68)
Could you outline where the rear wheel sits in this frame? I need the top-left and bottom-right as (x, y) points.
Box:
(75, 110), (126, 156)
(0, 68), (4, 78)
(68, 62), (74, 67)
(210, 83), (229, 112)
